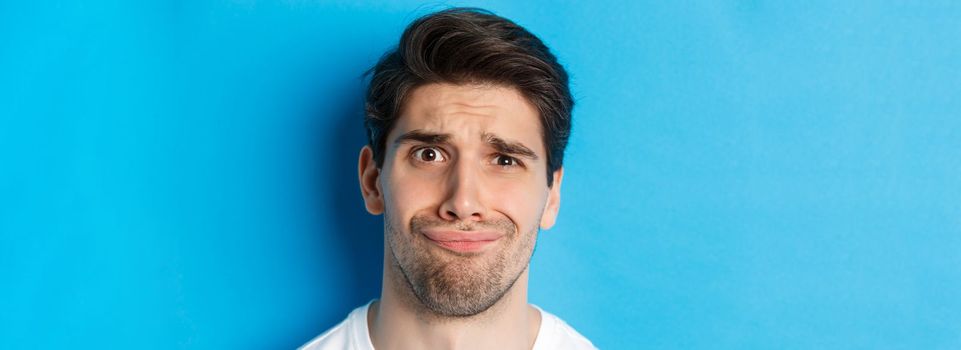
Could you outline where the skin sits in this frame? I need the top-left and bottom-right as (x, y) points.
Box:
(358, 83), (564, 350)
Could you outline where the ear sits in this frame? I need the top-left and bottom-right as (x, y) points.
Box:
(358, 146), (384, 215)
(539, 167), (564, 230)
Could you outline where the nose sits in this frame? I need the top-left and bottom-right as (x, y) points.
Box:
(438, 160), (487, 222)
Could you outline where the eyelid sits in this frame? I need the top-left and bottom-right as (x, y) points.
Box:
(410, 145), (448, 163)
(491, 153), (525, 168)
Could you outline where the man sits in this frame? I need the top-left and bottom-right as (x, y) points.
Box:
(301, 7), (595, 350)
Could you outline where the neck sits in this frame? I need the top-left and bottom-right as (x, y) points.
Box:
(368, 251), (541, 350)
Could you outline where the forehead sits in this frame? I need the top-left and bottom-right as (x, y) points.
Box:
(391, 83), (542, 149)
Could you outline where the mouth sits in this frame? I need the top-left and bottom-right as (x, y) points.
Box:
(420, 229), (503, 253)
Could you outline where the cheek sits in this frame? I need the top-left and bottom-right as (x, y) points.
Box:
(489, 178), (549, 229)
(382, 167), (440, 222)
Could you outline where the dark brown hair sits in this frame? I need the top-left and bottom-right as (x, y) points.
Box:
(364, 7), (573, 187)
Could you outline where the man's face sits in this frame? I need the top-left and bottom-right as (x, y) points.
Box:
(359, 83), (563, 317)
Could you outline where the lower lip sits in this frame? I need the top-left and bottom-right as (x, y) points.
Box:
(426, 238), (499, 253)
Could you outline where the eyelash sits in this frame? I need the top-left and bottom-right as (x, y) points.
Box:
(410, 146), (447, 163)
(492, 154), (524, 168)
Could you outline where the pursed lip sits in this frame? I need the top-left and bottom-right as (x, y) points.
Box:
(420, 229), (503, 253)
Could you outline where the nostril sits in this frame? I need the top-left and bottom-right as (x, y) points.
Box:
(446, 210), (458, 218)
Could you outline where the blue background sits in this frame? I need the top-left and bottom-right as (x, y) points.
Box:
(2, 1), (960, 349)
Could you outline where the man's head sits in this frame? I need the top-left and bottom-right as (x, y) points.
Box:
(363, 8), (573, 187)
(357, 8), (573, 317)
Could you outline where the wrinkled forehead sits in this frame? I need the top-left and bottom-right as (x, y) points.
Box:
(390, 83), (543, 150)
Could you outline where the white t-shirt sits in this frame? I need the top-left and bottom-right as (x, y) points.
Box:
(299, 301), (596, 350)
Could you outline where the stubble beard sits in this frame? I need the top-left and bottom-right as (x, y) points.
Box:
(386, 213), (537, 318)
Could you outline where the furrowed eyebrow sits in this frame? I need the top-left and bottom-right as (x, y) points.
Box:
(483, 133), (539, 161)
(393, 130), (451, 146)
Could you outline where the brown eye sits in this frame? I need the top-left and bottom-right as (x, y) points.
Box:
(422, 149), (437, 161)
(493, 155), (520, 167)
(412, 147), (446, 163)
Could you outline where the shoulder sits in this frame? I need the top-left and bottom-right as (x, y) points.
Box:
(533, 305), (597, 350)
(298, 318), (350, 350)
(298, 302), (374, 350)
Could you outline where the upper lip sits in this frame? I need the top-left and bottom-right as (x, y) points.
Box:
(421, 229), (504, 242)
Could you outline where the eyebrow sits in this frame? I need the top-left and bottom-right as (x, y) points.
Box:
(393, 130), (451, 146)
(483, 132), (539, 161)
(392, 129), (539, 161)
